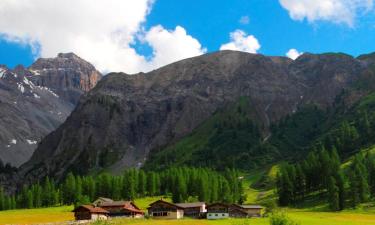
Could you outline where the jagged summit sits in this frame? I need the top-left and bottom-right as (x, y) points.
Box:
(0, 53), (102, 166)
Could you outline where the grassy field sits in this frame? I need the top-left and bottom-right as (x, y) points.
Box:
(1, 165), (375, 225)
(0, 205), (74, 224)
(89, 210), (375, 225)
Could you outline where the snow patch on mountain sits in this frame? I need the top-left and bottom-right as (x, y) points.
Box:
(0, 68), (6, 78)
(26, 140), (37, 145)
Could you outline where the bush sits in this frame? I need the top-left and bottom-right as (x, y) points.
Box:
(270, 211), (299, 225)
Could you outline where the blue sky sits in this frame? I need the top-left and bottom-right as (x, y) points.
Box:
(0, 0), (375, 72)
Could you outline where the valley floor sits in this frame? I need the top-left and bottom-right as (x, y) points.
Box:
(1, 206), (375, 225)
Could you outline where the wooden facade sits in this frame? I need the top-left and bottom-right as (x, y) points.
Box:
(206, 203), (229, 219)
(148, 200), (184, 219)
(72, 205), (109, 221)
(176, 202), (207, 218)
(237, 205), (263, 217)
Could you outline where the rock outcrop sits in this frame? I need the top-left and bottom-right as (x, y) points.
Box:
(0, 53), (101, 166)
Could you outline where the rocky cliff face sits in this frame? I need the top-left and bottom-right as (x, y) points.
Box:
(20, 50), (369, 179)
(0, 53), (101, 166)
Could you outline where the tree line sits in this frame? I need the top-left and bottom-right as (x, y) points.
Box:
(0, 167), (245, 210)
(276, 146), (375, 211)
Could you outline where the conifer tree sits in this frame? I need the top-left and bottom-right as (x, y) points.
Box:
(327, 176), (339, 211)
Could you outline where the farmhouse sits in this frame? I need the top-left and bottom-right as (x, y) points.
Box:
(206, 203), (229, 219)
(98, 200), (144, 218)
(207, 203), (263, 219)
(72, 205), (109, 221)
(148, 199), (184, 219)
(176, 202), (207, 218)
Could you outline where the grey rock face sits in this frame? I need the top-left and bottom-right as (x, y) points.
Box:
(20, 50), (368, 179)
(0, 53), (101, 166)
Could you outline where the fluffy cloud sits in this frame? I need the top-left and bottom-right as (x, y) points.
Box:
(279, 0), (374, 26)
(220, 30), (261, 54)
(286, 48), (303, 60)
(143, 25), (206, 71)
(0, 0), (205, 73)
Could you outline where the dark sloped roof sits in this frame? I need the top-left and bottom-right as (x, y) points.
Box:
(73, 205), (109, 214)
(207, 203), (230, 208)
(98, 200), (133, 207)
(240, 205), (263, 209)
(96, 197), (114, 202)
(175, 202), (205, 208)
(148, 199), (184, 209)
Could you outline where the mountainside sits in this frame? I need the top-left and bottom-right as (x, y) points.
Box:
(20, 50), (374, 180)
(0, 53), (101, 166)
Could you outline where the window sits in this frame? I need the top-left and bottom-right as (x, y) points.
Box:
(222, 214), (225, 216)
(215, 214), (218, 216)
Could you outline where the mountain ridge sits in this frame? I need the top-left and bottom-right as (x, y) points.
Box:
(18, 50), (375, 181)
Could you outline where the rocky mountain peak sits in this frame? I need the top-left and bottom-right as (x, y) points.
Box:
(0, 53), (101, 167)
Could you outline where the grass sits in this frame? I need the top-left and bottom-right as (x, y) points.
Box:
(88, 211), (375, 225)
(0, 205), (74, 224)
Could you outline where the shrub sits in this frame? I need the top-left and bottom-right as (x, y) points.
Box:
(270, 211), (299, 225)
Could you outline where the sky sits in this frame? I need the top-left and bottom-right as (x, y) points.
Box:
(0, 0), (375, 73)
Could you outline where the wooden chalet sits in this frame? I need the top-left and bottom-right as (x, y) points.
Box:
(175, 202), (207, 218)
(72, 205), (109, 221)
(147, 199), (184, 219)
(206, 203), (229, 219)
(98, 200), (144, 218)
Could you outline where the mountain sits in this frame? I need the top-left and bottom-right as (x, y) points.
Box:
(0, 53), (101, 166)
(20, 50), (375, 180)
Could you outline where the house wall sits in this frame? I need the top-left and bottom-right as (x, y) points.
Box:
(151, 210), (184, 219)
(243, 208), (262, 217)
(207, 212), (229, 220)
(91, 214), (108, 220)
(75, 212), (91, 220)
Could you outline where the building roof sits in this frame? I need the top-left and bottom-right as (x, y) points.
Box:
(240, 205), (263, 209)
(207, 203), (230, 208)
(96, 197), (114, 202)
(99, 200), (134, 207)
(148, 199), (184, 210)
(175, 202), (205, 208)
(73, 205), (109, 214)
(98, 201), (144, 214)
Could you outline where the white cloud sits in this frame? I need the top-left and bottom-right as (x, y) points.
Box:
(239, 16), (250, 25)
(220, 30), (261, 54)
(279, 0), (374, 26)
(0, 0), (206, 74)
(286, 48), (303, 60)
(143, 25), (206, 71)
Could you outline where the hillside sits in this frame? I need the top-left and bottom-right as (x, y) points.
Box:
(19, 50), (375, 181)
